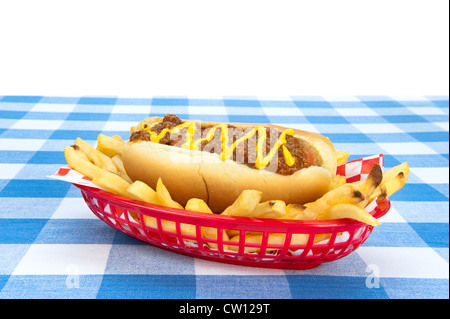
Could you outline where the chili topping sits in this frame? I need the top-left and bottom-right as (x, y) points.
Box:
(130, 114), (318, 175)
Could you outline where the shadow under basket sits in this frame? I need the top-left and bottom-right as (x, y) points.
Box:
(76, 184), (390, 270)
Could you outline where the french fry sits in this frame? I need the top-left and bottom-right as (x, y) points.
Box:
(336, 150), (350, 166)
(354, 163), (383, 208)
(142, 215), (197, 243)
(129, 179), (197, 240)
(111, 155), (132, 183)
(295, 182), (365, 221)
(318, 181), (366, 206)
(221, 190), (262, 217)
(73, 137), (98, 162)
(224, 201), (286, 236)
(228, 233), (277, 253)
(371, 171), (408, 202)
(314, 233), (335, 243)
(382, 162), (410, 185)
(97, 134), (125, 157)
(373, 184), (388, 203)
(225, 230), (241, 238)
(74, 138), (118, 174)
(125, 180), (157, 224)
(91, 151), (118, 174)
(92, 171), (131, 197)
(111, 135), (125, 142)
(185, 198), (230, 250)
(370, 162), (409, 202)
(70, 143), (90, 162)
(185, 198), (213, 214)
(321, 203), (380, 226)
(246, 200), (287, 219)
(127, 180), (159, 204)
(282, 203), (318, 220)
(331, 174), (347, 189)
(125, 180), (158, 222)
(294, 164), (382, 223)
(384, 172), (407, 197)
(64, 146), (106, 180)
(111, 155), (126, 173)
(229, 232), (309, 253)
(156, 178), (184, 210)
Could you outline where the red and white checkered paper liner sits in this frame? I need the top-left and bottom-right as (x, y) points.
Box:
(336, 154), (384, 183)
(49, 154), (384, 195)
(49, 166), (101, 189)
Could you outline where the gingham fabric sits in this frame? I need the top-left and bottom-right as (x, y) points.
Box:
(0, 95), (448, 299)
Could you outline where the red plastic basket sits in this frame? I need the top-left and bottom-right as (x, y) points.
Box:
(76, 184), (390, 270)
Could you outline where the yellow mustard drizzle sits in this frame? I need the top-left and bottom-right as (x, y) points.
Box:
(138, 121), (296, 169)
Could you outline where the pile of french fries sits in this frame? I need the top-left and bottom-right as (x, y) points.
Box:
(64, 134), (409, 253)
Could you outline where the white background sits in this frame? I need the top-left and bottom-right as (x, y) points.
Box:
(0, 0), (448, 97)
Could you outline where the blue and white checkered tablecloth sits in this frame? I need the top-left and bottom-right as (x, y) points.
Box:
(0, 95), (448, 299)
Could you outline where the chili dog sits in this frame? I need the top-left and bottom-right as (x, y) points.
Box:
(121, 114), (337, 213)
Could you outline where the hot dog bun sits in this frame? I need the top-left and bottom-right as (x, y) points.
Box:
(122, 117), (337, 213)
